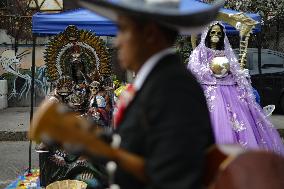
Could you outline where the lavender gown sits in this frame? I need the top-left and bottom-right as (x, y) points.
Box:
(188, 23), (284, 155)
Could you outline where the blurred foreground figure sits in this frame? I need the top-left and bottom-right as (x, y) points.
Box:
(204, 145), (284, 189)
(31, 0), (224, 189)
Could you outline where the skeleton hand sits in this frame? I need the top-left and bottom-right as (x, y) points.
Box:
(223, 63), (230, 71)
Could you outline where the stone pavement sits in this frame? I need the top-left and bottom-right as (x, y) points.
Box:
(0, 108), (39, 188)
(0, 141), (38, 188)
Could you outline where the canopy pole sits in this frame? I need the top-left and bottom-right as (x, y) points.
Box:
(29, 34), (36, 173)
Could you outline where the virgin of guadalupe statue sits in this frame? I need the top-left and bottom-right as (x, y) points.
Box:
(70, 46), (87, 84)
(188, 22), (284, 155)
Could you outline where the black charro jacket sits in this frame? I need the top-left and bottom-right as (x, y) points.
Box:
(116, 53), (214, 189)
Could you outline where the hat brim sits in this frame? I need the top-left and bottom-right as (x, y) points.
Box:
(77, 0), (224, 30)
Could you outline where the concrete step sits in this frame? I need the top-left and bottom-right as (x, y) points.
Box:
(0, 107), (31, 141)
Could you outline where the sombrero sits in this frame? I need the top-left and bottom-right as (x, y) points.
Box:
(75, 0), (224, 32)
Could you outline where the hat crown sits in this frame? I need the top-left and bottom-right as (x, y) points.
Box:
(78, 0), (224, 33)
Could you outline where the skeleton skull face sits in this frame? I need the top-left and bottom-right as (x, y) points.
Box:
(57, 86), (71, 96)
(90, 81), (100, 95)
(72, 53), (81, 62)
(56, 78), (73, 96)
(210, 25), (223, 44)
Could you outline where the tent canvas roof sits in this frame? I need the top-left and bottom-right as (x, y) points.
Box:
(32, 8), (117, 36)
(181, 0), (261, 34)
(32, 0), (261, 36)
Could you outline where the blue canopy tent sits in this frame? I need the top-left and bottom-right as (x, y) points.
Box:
(32, 0), (261, 36)
(180, 0), (261, 34)
(32, 9), (117, 36)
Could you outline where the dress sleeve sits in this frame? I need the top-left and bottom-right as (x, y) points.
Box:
(188, 47), (215, 85)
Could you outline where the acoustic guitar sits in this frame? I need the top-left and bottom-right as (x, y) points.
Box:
(29, 100), (284, 189)
(30, 99), (147, 182)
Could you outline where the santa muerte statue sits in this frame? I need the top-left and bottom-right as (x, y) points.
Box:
(187, 22), (284, 156)
(37, 25), (113, 188)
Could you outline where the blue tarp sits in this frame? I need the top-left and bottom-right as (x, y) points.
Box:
(181, 0), (261, 34)
(32, 9), (117, 36)
(32, 0), (261, 36)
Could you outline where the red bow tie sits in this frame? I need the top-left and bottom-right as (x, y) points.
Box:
(114, 84), (136, 129)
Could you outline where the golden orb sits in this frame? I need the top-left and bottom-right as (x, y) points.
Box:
(210, 56), (230, 77)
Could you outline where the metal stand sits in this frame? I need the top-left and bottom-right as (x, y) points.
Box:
(29, 35), (37, 173)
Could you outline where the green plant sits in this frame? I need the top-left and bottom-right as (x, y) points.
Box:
(175, 35), (193, 64)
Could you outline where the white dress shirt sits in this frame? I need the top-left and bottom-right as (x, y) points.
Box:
(133, 48), (175, 91)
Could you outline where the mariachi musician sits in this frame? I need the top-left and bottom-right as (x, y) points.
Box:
(30, 0), (223, 189)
